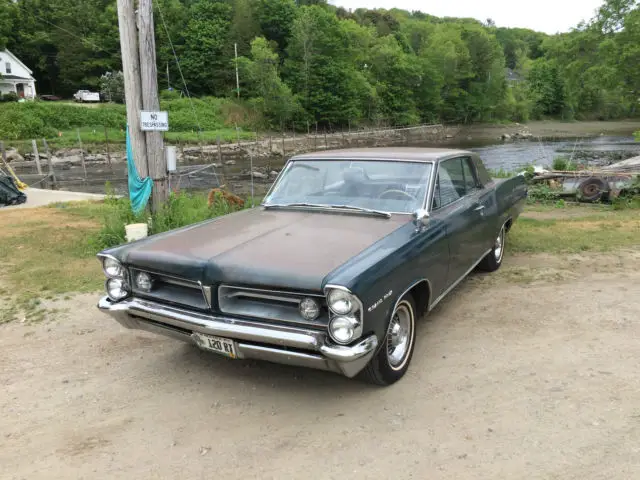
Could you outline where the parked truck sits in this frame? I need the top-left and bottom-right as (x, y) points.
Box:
(73, 90), (100, 103)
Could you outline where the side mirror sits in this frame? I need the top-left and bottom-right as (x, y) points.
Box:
(412, 209), (429, 230)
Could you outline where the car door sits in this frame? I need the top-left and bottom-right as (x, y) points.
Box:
(461, 156), (498, 260)
(430, 157), (486, 286)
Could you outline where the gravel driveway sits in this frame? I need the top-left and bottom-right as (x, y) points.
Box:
(2, 253), (639, 479)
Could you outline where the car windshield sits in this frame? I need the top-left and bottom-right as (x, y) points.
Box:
(263, 159), (433, 214)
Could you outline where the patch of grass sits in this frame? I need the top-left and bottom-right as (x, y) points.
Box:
(527, 184), (563, 203)
(0, 96), (260, 145)
(509, 209), (640, 253)
(488, 168), (515, 179)
(0, 204), (107, 323)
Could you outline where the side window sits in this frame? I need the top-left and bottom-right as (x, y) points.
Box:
(5, 62), (11, 74)
(432, 159), (463, 209)
(462, 157), (479, 192)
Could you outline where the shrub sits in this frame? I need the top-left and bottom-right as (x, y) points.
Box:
(552, 156), (568, 171)
(0, 96), (259, 140)
(89, 187), (249, 251)
(527, 184), (562, 203)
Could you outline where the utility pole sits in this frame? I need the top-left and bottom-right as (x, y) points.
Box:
(138, 0), (168, 212)
(116, 0), (148, 179)
(166, 62), (170, 90)
(234, 42), (240, 99)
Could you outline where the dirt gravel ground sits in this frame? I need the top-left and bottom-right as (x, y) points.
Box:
(2, 254), (640, 480)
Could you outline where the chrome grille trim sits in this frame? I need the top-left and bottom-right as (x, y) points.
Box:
(218, 285), (328, 328)
(129, 268), (208, 311)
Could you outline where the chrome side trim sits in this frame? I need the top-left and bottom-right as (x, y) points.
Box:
(428, 249), (491, 311)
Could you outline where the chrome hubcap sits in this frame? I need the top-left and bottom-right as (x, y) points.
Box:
(494, 228), (505, 262)
(386, 304), (412, 369)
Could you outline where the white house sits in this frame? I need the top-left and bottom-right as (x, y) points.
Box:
(0, 49), (37, 99)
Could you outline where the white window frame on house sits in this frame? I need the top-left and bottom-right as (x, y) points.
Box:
(5, 62), (11, 74)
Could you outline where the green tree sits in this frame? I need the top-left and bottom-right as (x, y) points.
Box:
(181, 1), (234, 95)
(367, 35), (420, 125)
(229, 0), (261, 57)
(527, 59), (565, 117)
(256, 0), (296, 54)
(239, 36), (300, 126)
(284, 6), (372, 125)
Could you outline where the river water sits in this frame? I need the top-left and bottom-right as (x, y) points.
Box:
(448, 134), (640, 172)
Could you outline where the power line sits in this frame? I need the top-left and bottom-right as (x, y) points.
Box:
(155, 0), (202, 135)
(16, 5), (116, 55)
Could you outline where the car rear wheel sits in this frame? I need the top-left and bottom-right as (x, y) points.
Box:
(360, 295), (416, 386)
(477, 223), (506, 272)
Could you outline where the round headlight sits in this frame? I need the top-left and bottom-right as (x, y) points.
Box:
(106, 278), (129, 301)
(327, 289), (356, 315)
(103, 257), (124, 278)
(135, 272), (153, 292)
(329, 316), (359, 344)
(299, 297), (320, 321)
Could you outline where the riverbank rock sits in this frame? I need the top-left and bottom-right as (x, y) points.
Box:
(5, 149), (24, 163)
(501, 133), (512, 141)
(225, 160), (236, 166)
(251, 171), (267, 179)
(269, 170), (279, 178)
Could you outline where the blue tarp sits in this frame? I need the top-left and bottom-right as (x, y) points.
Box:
(126, 124), (153, 214)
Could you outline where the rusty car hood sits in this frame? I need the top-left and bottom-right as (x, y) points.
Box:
(119, 208), (408, 291)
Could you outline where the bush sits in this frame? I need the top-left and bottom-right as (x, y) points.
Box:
(89, 188), (249, 251)
(0, 96), (259, 140)
(527, 184), (562, 203)
(552, 156), (568, 171)
(0, 92), (19, 103)
(99, 71), (125, 103)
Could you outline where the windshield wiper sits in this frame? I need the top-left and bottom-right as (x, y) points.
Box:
(327, 204), (391, 218)
(263, 202), (391, 218)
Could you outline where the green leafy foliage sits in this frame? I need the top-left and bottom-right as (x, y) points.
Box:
(2, 0), (640, 126)
(90, 188), (249, 251)
(0, 97), (259, 140)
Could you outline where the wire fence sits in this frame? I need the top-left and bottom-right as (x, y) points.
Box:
(2, 123), (449, 197)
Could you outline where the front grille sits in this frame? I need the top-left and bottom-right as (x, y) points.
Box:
(129, 269), (209, 311)
(218, 285), (328, 328)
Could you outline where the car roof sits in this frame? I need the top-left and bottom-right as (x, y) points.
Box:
(289, 147), (473, 162)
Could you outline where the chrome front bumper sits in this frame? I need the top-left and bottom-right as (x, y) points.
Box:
(97, 296), (378, 378)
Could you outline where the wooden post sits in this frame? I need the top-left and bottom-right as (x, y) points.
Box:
(76, 128), (88, 182)
(104, 126), (113, 170)
(282, 132), (286, 158)
(138, 0), (167, 213)
(42, 138), (57, 190)
(31, 139), (42, 175)
(116, 0), (148, 181)
(216, 135), (222, 165)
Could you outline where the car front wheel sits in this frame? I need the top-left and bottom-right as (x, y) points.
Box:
(360, 295), (417, 386)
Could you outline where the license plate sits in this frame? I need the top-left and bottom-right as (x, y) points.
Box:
(192, 333), (237, 359)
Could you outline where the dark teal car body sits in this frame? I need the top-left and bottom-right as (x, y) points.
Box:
(97, 148), (526, 386)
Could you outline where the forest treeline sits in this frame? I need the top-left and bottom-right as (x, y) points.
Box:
(1, 0), (639, 128)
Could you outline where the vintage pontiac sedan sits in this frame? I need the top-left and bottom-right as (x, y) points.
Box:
(98, 148), (527, 385)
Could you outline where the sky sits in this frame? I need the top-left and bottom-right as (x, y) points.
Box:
(328, 0), (605, 34)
